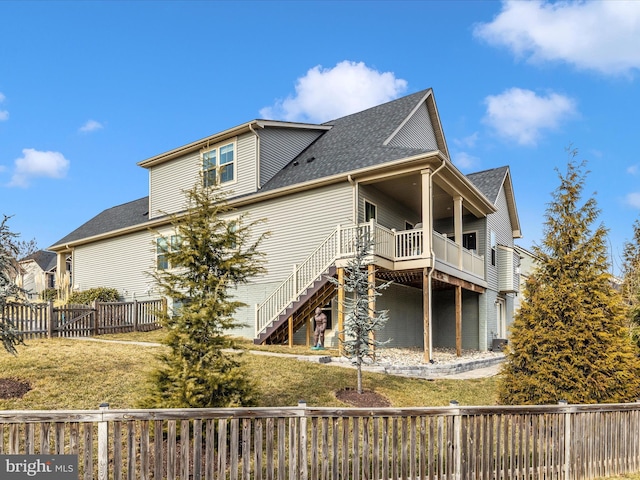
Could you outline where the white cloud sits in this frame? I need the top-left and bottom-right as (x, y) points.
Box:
(453, 132), (479, 149)
(483, 87), (577, 146)
(79, 119), (103, 133)
(9, 148), (70, 187)
(0, 92), (8, 121)
(626, 192), (640, 209)
(474, 0), (640, 76)
(452, 152), (480, 171)
(260, 61), (408, 123)
(627, 165), (639, 175)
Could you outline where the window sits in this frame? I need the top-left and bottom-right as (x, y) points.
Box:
(491, 230), (497, 266)
(156, 235), (182, 270)
(203, 141), (235, 187)
(364, 201), (377, 222)
(462, 232), (477, 251)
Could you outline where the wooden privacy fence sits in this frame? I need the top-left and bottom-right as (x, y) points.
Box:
(1, 402), (639, 480)
(1, 299), (165, 338)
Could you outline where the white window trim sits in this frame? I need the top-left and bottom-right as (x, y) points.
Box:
(202, 138), (238, 187)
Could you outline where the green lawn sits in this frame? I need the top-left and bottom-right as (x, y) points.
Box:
(0, 331), (499, 410)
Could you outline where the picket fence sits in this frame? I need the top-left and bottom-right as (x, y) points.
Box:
(0, 402), (639, 480)
(1, 299), (165, 338)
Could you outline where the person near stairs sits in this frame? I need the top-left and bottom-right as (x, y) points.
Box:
(312, 307), (327, 350)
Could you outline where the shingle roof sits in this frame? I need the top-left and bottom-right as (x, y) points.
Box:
(260, 89), (434, 191)
(51, 197), (150, 247)
(466, 166), (509, 205)
(20, 250), (57, 271)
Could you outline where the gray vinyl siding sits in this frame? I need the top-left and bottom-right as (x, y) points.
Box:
(72, 229), (156, 301)
(376, 283), (424, 348)
(258, 128), (324, 187)
(358, 185), (419, 229)
(148, 133), (257, 218)
(432, 290), (480, 350)
(485, 186), (515, 292)
(387, 102), (438, 151)
(238, 182), (354, 285)
(149, 153), (199, 218)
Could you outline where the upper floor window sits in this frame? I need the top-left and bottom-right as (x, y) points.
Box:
(203, 141), (235, 187)
(364, 201), (377, 222)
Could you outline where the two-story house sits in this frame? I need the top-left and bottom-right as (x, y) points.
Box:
(49, 88), (521, 361)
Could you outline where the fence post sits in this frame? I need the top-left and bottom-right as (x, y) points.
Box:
(560, 400), (571, 480)
(450, 400), (462, 480)
(98, 403), (109, 480)
(298, 400), (308, 480)
(133, 300), (139, 332)
(93, 300), (99, 336)
(47, 301), (54, 338)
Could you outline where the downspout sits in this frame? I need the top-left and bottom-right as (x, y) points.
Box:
(348, 174), (357, 224)
(249, 122), (261, 190)
(426, 157), (447, 361)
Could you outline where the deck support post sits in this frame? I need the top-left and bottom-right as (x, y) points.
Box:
(288, 316), (293, 348)
(368, 264), (376, 356)
(423, 267), (431, 363)
(337, 267), (345, 356)
(455, 285), (462, 356)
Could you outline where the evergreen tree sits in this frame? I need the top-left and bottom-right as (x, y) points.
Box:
(329, 226), (390, 394)
(499, 150), (640, 405)
(145, 181), (267, 408)
(0, 215), (26, 355)
(621, 218), (640, 346)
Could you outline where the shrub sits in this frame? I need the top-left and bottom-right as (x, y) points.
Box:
(40, 288), (57, 302)
(68, 287), (120, 305)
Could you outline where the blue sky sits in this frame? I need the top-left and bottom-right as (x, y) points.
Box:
(1, 1), (639, 274)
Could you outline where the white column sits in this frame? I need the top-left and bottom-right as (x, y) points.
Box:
(454, 195), (463, 268)
(420, 168), (432, 260)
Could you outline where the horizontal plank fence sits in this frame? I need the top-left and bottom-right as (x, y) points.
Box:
(1, 299), (165, 338)
(0, 402), (639, 480)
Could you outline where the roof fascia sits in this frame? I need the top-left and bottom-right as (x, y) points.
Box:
(383, 89), (451, 159)
(138, 120), (331, 169)
(502, 169), (522, 238)
(50, 152), (449, 251)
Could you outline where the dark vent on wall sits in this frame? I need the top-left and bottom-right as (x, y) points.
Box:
(306, 156), (315, 163)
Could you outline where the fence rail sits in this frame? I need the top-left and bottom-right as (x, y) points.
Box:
(1, 299), (165, 338)
(0, 403), (639, 480)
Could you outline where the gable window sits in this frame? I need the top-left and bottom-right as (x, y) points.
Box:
(364, 201), (377, 222)
(462, 232), (477, 251)
(203, 141), (235, 187)
(157, 235), (182, 270)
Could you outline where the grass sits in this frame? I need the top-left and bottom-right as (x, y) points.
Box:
(0, 329), (500, 410)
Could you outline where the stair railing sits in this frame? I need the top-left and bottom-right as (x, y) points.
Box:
(255, 221), (375, 337)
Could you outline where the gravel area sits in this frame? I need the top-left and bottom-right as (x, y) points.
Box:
(373, 347), (504, 367)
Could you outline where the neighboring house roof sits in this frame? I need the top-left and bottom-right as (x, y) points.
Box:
(52, 197), (150, 246)
(20, 250), (57, 272)
(260, 89), (439, 192)
(467, 166), (522, 239)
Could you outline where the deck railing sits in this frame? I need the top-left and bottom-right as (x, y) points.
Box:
(1, 403), (639, 480)
(255, 222), (485, 337)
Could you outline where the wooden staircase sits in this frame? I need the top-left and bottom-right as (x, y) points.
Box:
(254, 266), (337, 345)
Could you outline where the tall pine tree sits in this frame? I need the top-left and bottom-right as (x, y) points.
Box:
(621, 218), (640, 347)
(0, 215), (26, 355)
(145, 181), (267, 408)
(499, 150), (640, 405)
